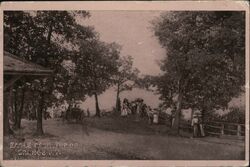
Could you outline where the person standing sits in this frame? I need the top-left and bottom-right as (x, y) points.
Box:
(198, 113), (205, 137)
(191, 115), (199, 138)
(147, 106), (153, 124)
(152, 109), (159, 124)
(121, 98), (129, 117)
(135, 100), (141, 121)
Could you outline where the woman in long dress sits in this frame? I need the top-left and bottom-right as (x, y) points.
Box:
(191, 115), (199, 137)
(121, 99), (129, 117)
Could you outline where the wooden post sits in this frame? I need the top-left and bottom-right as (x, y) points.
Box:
(237, 124), (241, 137)
(221, 123), (224, 135)
(4, 86), (14, 136)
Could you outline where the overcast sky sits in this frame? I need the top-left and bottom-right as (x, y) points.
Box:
(77, 11), (165, 111)
(80, 11), (165, 75)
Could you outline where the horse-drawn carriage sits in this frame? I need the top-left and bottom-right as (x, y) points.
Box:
(62, 107), (85, 123)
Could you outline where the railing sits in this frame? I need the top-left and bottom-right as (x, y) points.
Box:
(178, 120), (245, 139)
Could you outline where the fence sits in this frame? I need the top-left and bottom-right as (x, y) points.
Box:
(179, 120), (245, 140)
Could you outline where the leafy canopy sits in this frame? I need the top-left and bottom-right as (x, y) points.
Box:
(152, 11), (245, 111)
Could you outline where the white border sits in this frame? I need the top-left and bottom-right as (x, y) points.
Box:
(0, 1), (249, 167)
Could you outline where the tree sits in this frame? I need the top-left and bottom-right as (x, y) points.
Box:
(4, 11), (94, 135)
(13, 80), (26, 129)
(33, 12), (96, 122)
(152, 11), (245, 134)
(113, 55), (139, 114)
(75, 39), (121, 117)
(54, 52), (89, 120)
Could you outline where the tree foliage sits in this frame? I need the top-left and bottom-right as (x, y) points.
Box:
(3, 11), (97, 134)
(113, 55), (140, 113)
(152, 11), (245, 133)
(75, 39), (121, 117)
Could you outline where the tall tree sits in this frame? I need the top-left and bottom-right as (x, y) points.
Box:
(152, 11), (245, 134)
(75, 39), (121, 117)
(54, 52), (89, 119)
(113, 55), (139, 114)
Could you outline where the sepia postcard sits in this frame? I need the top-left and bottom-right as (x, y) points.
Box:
(0, 1), (249, 167)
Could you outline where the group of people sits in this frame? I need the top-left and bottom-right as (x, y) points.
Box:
(120, 98), (143, 115)
(120, 98), (159, 124)
(121, 98), (206, 137)
(120, 98), (145, 118)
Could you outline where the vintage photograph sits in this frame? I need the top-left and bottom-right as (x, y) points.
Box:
(1, 7), (248, 162)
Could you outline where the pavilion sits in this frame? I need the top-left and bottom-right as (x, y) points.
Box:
(3, 51), (53, 135)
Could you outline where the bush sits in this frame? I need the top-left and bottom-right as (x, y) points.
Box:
(221, 107), (245, 124)
(205, 107), (245, 124)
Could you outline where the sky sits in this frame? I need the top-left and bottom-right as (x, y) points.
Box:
(77, 11), (166, 111)
(80, 11), (165, 76)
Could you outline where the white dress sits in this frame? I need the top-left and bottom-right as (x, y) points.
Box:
(121, 103), (128, 116)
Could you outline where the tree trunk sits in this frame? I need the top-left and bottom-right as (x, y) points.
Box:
(37, 92), (44, 135)
(94, 92), (101, 117)
(14, 90), (18, 129)
(171, 77), (189, 134)
(191, 108), (194, 120)
(47, 24), (53, 45)
(201, 108), (206, 123)
(66, 100), (74, 120)
(17, 88), (25, 129)
(115, 84), (121, 115)
(172, 91), (183, 134)
(4, 89), (14, 136)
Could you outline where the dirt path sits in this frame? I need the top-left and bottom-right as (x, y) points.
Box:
(4, 119), (245, 160)
(47, 119), (244, 160)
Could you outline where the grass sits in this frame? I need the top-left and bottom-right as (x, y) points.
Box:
(3, 116), (245, 160)
(87, 115), (170, 135)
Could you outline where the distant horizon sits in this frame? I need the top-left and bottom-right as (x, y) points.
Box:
(78, 88), (245, 114)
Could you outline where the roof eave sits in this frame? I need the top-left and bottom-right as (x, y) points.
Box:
(4, 70), (53, 76)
